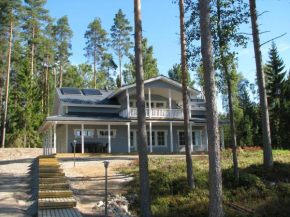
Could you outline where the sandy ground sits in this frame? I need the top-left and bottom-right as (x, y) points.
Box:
(0, 149), (138, 217)
(0, 148), (43, 217)
(58, 156), (138, 217)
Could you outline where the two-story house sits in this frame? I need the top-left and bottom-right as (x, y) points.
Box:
(38, 75), (226, 154)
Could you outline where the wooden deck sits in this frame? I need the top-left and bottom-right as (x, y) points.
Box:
(38, 208), (82, 217)
(38, 155), (82, 216)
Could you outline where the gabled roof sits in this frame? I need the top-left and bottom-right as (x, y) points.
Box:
(55, 88), (120, 107)
(107, 75), (200, 99)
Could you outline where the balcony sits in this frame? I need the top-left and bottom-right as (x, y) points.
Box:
(119, 108), (184, 119)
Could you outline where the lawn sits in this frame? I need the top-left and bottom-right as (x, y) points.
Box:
(119, 148), (290, 217)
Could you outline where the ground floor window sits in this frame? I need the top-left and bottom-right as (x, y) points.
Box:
(73, 129), (94, 138)
(97, 129), (117, 138)
(178, 130), (201, 146)
(147, 130), (167, 147)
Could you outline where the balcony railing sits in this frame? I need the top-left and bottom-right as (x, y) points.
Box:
(119, 108), (184, 119)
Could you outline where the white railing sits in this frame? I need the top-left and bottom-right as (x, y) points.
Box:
(119, 108), (184, 119)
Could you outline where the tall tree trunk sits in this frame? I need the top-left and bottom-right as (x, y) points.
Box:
(225, 75), (239, 180)
(119, 42), (122, 87)
(41, 65), (44, 114)
(249, 0), (273, 168)
(199, 0), (223, 216)
(59, 53), (62, 88)
(179, 0), (195, 189)
(45, 56), (49, 114)
(134, 0), (152, 216)
(1, 8), (13, 149)
(94, 49), (96, 89)
(30, 25), (35, 78)
(216, 0), (239, 180)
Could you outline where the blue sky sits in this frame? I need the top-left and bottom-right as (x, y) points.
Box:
(44, 0), (290, 111)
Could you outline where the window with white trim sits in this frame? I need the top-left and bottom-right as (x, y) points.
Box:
(129, 101), (136, 108)
(97, 129), (117, 138)
(73, 129), (94, 138)
(147, 130), (167, 147)
(145, 101), (167, 108)
(130, 130), (138, 148)
(177, 130), (201, 146)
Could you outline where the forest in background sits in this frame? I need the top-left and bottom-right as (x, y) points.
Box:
(0, 0), (289, 149)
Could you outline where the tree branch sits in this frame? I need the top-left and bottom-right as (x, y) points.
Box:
(258, 11), (269, 17)
(260, 32), (287, 47)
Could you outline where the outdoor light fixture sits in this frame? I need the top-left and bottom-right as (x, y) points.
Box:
(103, 160), (110, 216)
(73, 140), (77, 167)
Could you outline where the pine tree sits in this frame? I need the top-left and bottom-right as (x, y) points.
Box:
(123, 38), (158, 84)
(22, 0), (50, 79)
(84, 18), (109, 89)
(249, 0), (273, 167)
(265, 42), (287, 148)
(53, 15), (73, 88)
(168, 63), (194, 87)
(199, 0), (223, 215)
(110, 9), (133, 87)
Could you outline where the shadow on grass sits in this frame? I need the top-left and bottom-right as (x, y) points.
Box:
(222, 161), (290, 217)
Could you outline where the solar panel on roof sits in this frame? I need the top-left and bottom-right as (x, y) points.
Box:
(81, 89), (102, 96)
(61, 88), (82, 95)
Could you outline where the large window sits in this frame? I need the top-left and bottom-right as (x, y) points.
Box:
(73, 129), (94, 138)
(97, 129), (117, 138)
(178, 130), (201, 146)
(147, 130), (167, 147)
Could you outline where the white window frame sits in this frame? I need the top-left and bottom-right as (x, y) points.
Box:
(177, 130), (202, 147)
(147, 130), (168, 147)
(130, 130), (138, 148)
(73, 129), (94, 138)
(97, 129), (117, 138)
(129, 100), (136, 108)
(145, 100), (167, 108)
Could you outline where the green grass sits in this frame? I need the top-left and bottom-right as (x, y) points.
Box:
(119, 149), (290, 217)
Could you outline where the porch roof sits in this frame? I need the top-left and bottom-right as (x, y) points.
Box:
(38, 115), (131, 133)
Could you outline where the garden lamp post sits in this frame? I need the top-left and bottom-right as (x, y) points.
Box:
(73, 140), (77, 167)
(103, 160), (110, 216)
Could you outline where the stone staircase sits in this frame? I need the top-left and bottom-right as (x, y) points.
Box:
(38, 155), (82, 217)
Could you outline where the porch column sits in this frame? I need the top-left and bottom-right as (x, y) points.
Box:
(190, 122), (193, 152)
(127, 123), (130, 153)
(126, 89), (130, 118)
(53, 122), (57, 154)
(149, 122), (153, 153)
(170, 122), (173, 152)
(108, 124), (111, 153)
(221, 125), (225, 149)
(81, 124), (84, 153)
(50, 128), (52, 155)
(168, 89), (172, 118)
(45, 132), (48, 155)
(148, 88), (151, 118)
(43, 133), (45, 155)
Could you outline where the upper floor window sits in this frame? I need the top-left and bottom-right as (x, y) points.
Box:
(145, 101), (167, 108)
(74, 129), (94, 138)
